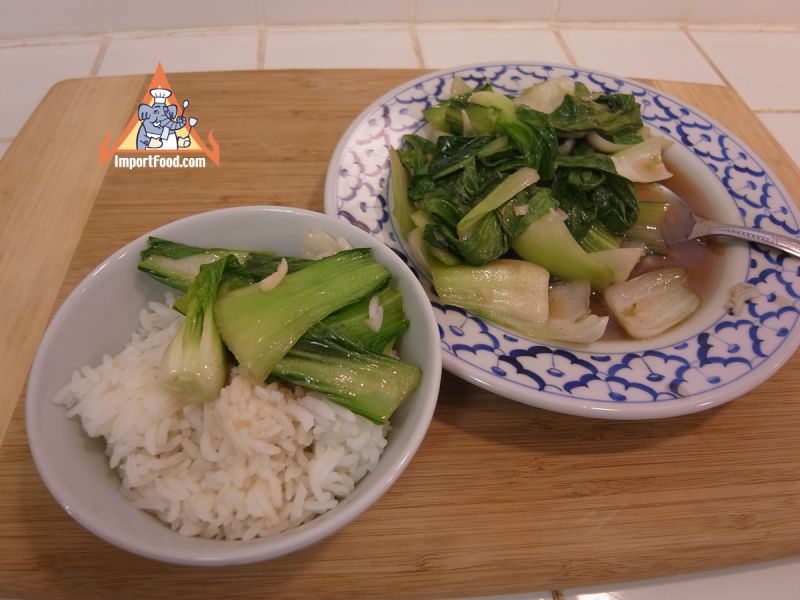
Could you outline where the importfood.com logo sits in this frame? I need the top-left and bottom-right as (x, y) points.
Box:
(99, 63), (220, 168)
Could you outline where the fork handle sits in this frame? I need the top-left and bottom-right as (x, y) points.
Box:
(706, 223), (800, 259)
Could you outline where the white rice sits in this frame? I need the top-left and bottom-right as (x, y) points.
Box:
(54, 298), (389, 541)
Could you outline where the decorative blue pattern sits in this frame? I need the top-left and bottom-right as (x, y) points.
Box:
(324, 63), (800, 418)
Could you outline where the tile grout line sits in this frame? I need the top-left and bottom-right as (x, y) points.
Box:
(0, 20), (794, 51)
(257, 22), (415, 34)
(408, 0), (425, 68)
(88, 24), (262, 41)
(0, 32), (104, 48)
(551, 0), (561, 23)
(550, 25), (577, 66)
(257, 28), (266, 69)
(755, 108), (800, 115)
(681, 24), (734, 89)
(89, 36), (110, 76)
(554, 19), (799, 31)
(409, 23), (425, 69)
(0, 25), (263, 49)
(554, 20), (683, 31)
(678, 0), (691, 26)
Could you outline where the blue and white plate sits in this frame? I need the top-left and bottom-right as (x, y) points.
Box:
(324, 62), (800, 419)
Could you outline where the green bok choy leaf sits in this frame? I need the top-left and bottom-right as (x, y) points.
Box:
(215, 248), (391, 382)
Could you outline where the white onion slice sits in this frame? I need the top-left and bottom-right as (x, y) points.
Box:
(586, 131), (634, 153)
(257, 258), (288, 292)
(366, 295), (384, 333)
(558, 138), (576, 155)
(461, 109), (475, 136)
(514, 77), (575, 114)
(611, 137), (673, 183)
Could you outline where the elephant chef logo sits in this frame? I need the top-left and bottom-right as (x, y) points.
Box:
(99, 63), (220, 166)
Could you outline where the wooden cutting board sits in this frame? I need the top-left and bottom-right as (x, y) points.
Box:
(2, 69), (800, 600)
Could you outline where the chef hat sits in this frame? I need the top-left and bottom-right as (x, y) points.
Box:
(150, 88), (172, 104)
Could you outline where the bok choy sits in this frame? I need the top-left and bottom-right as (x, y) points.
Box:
(431, 259), (550, 332)
(391, 77), (654, 272)
(160, 255), (230, 401)
(603, 268), (700, 339)
(273, 323), (420, 424)
(138, 237), (310, 293)
(388, 73), (701, 343)
(139, 239), (422, 423)
(511, 209), (615, 290)
(215, 248), (391, 382)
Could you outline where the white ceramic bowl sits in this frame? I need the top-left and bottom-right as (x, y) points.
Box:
(26, 205), (442, 566)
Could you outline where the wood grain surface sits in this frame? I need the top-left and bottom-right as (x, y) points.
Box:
(2, 70), (800, 600)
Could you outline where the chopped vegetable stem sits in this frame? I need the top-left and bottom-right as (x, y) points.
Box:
(456, 167), (539, 239)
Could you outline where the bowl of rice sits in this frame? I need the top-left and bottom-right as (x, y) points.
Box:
(26, 205), (442, 566)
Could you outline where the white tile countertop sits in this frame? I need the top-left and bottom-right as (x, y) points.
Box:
(1, 22), (799, 172)
(1, 19), (800, 600)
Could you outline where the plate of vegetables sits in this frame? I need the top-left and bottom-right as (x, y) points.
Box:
(324, 62), (800, 419)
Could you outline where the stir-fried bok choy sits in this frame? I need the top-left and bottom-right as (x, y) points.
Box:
(139, 236), (312, 293)
(390, 75), (700, 342)
(214, 248), (391, 382)
(160, 255), (230, 401)
(603, 268), (700, 339)
(274, 323), (420, 424)
(138, 237), (421, 423)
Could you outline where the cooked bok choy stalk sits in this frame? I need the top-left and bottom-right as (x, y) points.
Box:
(320, 286), (410, 354)
(138, 237), (309, 293)
(523, 314), (609, 344)
(519, 278), (609, 344)
(273, 323), (420, 424)
(580, 223), (622, 253)
(160, 256), (230, 402)
(139, 240), (421, 418)
(626, 194), (671, 255)
(603, 267), (700, 339)
(139, 239), (411, 353)
(511, 209), (615, 290)
(431, 259), (550, 331)
(215, 248), (391, 382)
(456, 166), (539, 239)
(591, 246), (645, 284)
(548, 280), (591, 321)
(450, 75), (473, 97)
(389, 147), (415, 237)
(138, 237), (266, 291)
(431, 261), (611, 343)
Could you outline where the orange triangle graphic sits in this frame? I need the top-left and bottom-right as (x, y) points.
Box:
(99, 63), (220, 166)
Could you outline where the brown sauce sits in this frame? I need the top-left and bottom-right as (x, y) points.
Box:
(589, 170), (726, 341)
